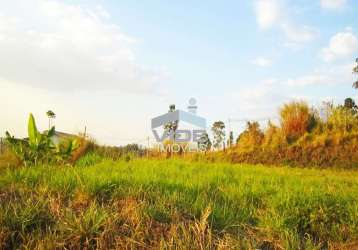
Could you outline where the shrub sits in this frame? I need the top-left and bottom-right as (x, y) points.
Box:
(262, 121), (287, 150)
(280, 101), (317, 143)
(327, 106), (358, 132)
(236, 122), (264, 152)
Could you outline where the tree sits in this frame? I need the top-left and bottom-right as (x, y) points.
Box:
(343, 98), (357, 117)
(46, 110), (56, 129)
(353, 58), (358, 89)
(227, 131), (234, 147)
(211, 121), (225, 150)
(163, 104), (179, 141)
(344, 98), (357, 110)
(198, 132), (212, 153)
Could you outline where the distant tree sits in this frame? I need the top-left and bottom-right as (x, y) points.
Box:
(198, 132), (212, 153)
(211, 121), (225, 150)
(227, 131), (234, 147)
(46, 110), (56, 129)
(353, 58), (358, 89)
(344, 98), (357, 109)
(343, 98), (357, 115)
(164, 104), (179, 141)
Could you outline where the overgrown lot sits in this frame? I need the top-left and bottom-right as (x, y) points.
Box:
(0, 160), (357, 249)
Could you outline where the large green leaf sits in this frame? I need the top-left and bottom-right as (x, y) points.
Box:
(28, 113), (39, 146)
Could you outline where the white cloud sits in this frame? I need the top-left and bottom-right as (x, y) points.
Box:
(0, 0), (165, 93)
(255, 0), (281, 29)
(0, 0), (171, 145)
(262, 78), (278, 85)
(320, 0), (347, 10)
(321, 30), (358, 62)
(228, 80), (288, 121)
(254, 0), (318, 47)
(286, 63), (355, 86)
(281, 24), (318, 44)
(251, 57), (273, 67)
(286, 74), (331, 86)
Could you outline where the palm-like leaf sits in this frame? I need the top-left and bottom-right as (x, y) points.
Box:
(28, 113), (39, 147)
(46, 110), (56, 118)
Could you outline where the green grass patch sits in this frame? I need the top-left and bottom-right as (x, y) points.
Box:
(0, 159), (357, 249)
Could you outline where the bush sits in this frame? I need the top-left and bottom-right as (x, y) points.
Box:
(262, 121), (287, 150)
(236, 122), (264, 152)
(327, 106), (358, 132)
(280, 101), (317, 143)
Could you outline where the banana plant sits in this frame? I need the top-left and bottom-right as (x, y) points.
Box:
(28, 113), (55, 149)
(5, 113), (78, 166)
(55, 138), (79, 163)
(26, 114), (56, 164)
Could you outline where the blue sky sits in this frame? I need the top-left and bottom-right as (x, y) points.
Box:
(0, 0), (357, 145)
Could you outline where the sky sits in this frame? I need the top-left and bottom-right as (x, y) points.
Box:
(0, 0), (357, 145)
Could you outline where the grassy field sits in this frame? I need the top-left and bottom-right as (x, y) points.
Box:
(0, 159), (357, 249)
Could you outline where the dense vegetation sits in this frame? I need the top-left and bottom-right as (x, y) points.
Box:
(0, 159), (357, 249)
(200, 100), (358, 168)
